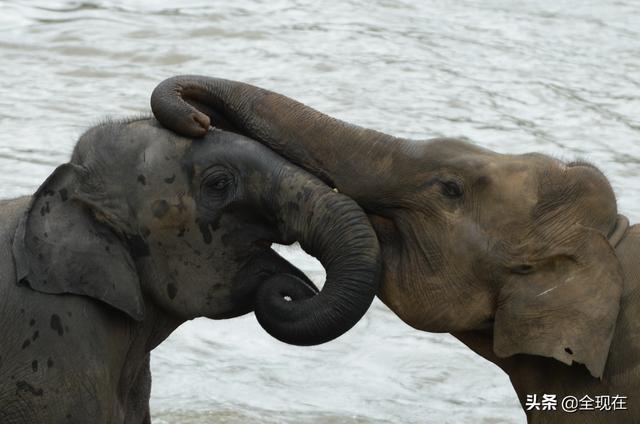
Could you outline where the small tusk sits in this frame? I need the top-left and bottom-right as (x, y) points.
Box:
(537, 286), (557, 297)
(332, 187), (339, 193)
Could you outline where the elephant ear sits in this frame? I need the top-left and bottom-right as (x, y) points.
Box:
(493, 225), (623, 378)
(12, 163), (145, 321)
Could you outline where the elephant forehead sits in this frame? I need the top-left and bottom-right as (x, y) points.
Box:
(128, 143), (197, 231)
(470, 161), (540, 231)
(135, 138), (191, 183)
(126, 119), (192, 158)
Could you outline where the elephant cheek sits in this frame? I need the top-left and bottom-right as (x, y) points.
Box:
(376, 276), (405, 320)
(205, 275), (264, 320)
(415, 289), (494, 333)
(146, 195), (196, 234)
(379, 270), (494, 332)
(198, 260), (261, 320)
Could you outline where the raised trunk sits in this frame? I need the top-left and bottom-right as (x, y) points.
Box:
(253, 163), (381, 346)
(151, 75), (410, 205)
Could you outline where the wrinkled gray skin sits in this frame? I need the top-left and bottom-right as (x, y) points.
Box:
(151, 76), (640, 423)
(0, 119), (380, 423)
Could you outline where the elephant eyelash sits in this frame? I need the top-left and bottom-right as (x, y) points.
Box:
(439, 180), (463, 198)
(207, 175), (232, 190)
(510, 264), (535, 275)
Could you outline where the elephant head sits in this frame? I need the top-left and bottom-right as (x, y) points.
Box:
(11, 118), (380, 346)
(151, 76), (624, 377)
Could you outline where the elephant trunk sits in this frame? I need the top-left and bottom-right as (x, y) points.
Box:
(254, 163), (381, 346)
(150, 75), (409, 205)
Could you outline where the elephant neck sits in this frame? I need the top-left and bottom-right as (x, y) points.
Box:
(128, 298), (183, 353)
(453, 330), (615, 421)
(113, 298), (182, 412)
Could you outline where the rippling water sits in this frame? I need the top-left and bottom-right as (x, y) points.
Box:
(1, 1), (639, 422)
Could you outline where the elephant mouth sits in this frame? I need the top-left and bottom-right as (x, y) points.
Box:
(477, 318), (495, 331)
(208, 247), (319, 320)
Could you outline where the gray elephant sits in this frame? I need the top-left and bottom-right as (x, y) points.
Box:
(0, 118), (380, 423)
(152, 75), (640, 423)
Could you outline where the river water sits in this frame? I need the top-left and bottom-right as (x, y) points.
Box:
(1, 1), (638, 423)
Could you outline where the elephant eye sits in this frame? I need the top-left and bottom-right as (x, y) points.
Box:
(202, 167), (235, 200)
(439, 180), (463, 198)
(210, 176), (230, 190)
(511, 264), (535, 275)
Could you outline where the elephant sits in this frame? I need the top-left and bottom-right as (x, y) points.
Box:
(0, 118), (380, 423)
(151, 75), (640, 423)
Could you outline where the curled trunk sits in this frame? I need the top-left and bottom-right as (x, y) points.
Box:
(254, 164), (381, 346)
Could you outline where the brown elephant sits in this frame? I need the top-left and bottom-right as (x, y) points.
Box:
(150, 75), (640, 423)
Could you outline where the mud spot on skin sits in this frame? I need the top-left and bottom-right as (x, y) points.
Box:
(137, 175), (147, 185)
(22, 339), (31, 349)
(59, 188), (68, 201)
(177, 227), (186, 237)
(31, 360), (38, 372)
(32, 331), (39, 341)
(152, 200), (171, 218)
(40, 202), (50, 216)
(47, 358), (54, 368)
(198, 220), (213, 244)
(50, 315), (64, 336)
(164, 175), (176, 184)
(29, 319), (35, 326)
(16, 380), (43, 396)
(167, 283), (178, 300)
